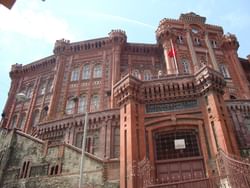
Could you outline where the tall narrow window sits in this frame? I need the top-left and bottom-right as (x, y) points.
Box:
(47, 79), (53, 93)
(31, 110), (40, 128)
(143, 70), (152, 81)
(65, 98), (76, 114)
(85, 137), (92, 153)
(194, 38), (201, 46)
(113, 128), (120, 158)
(181, 59), (190, 74)
(90, 95), (99, 112)
(132, 69), (141, 79)
(93, 64), (102, 78)
(82, 64), (90, 79)
(18, 112), (26, 130)
(177, 35), (184, 44)
(219, 64), (230, 78)
(40, 106), (48, 121)
(71, 68), (79, 81)
(78, 95), (87, 113)
(39, 82), (46, 95)
(75, 132), (83, 148)
(26, 86), (33, 99)
(11, 115), (17, 129)
(211, 40), (217, 48)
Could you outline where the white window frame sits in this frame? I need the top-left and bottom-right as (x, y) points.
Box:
(82, 64), (90, 80)
(132, 69), (141, 79)
(93, 64), (102, 78)
(90, 95), (99, 112)
(66, 99), (76, 114)
(219, 64), (230, 78)
(144, 70), (152, 80)
(71, 68), (80, 81)
(78, 95), (87, 113)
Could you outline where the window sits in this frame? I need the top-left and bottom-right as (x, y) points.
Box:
(75, 132), (83, 148)
(78, 95), (87, 113)
(31, 110), (40, 128)
(65, 98), (76, 114)
(219, 64), (230, 78)
(177, 35), (184, 44)
(18, 112), (26, 130)
(49, 164), (61, 176)
(40, 106), (48, 121)
(211, 40), (217, 48)
(132, 69), (141, 79)
(82, 64), (90, 79)
(20, 161), (30, 178)
(26, 86), (33, 99)
(154, 130), (200, 160)
(143, 70), (152, 80)
(93, 64), (102, 78)
(47, 79), (53, 93)
(191, 28), (199, 34)
(85, 137), (93, 153)
(199, 56), (207, 67)
(90, 95), (99, 112)
(39, 82), (46, 95)
(113, 128), (120, 158)
(194, 38), (201, 46)
(71, 68), (79, 81)
(11, 115), (17, 129)
(181, 59), (189, 74)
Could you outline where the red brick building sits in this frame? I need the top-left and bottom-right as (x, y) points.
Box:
(1, 12), (250, 187)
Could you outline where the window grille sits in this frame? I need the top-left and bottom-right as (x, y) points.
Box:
(155, 130), (200, 160)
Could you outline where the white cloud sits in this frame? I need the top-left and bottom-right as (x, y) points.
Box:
(0, 2), (74, 43)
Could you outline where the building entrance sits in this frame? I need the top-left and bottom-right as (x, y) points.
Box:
(154, 130), (205, 183)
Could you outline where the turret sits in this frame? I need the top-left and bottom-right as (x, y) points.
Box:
(53, 38), (70, 54)
(221, 33), (239, 51)
(108, 29), (127, 45)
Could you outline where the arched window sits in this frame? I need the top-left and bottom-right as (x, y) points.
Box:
(181, 59), (190, 74)
(93, 64), (102, 78)
(90, 95), (99, 112)
(219, 64), (230, 78)
(39, 82), (46, 95)
(143, 70), (152, 80)
(82, 64), (90, 79)
(65, 98), (76, 114)
(31, 110), (40, 128)
(132, 69), (141, 79)
(78, 95), (87, 113)
(71, 68), (79, 81)
(11, 114), (17, 129)
(18, 112), (26, 130)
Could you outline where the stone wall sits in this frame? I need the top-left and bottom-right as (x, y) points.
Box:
(0, 129), (119, 188)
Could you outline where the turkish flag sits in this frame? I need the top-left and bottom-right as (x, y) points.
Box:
(168, 48), (176, 58)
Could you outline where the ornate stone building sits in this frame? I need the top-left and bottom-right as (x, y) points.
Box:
(1, 12), (250, 188)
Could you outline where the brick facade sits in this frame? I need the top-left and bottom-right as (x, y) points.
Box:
(1, 12), (250, 188)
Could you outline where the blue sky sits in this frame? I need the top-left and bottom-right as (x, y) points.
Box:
(0, 0), (250, 113)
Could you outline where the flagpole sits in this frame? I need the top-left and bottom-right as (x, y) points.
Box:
(170, 39), (179, 75)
